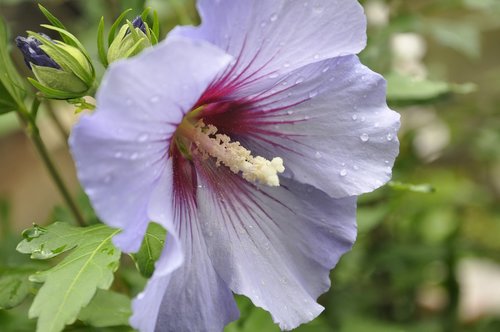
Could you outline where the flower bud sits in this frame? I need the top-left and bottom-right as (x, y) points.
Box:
(16, 33), (94, 100)
(107, 17), (152, 64)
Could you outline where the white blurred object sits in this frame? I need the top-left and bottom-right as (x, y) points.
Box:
(413, 119), (451, 163)
(402, 108), (451, 162)
(458, 259), (500, 322)
(365, 0), (390, 27)
(391, 33), (428, 79)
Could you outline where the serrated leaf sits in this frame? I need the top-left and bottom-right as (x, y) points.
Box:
(78, 289), (131, 327)
(0, 268), (35, 309)
(132, 222), (166, 278)
(17, 222), (121, 332)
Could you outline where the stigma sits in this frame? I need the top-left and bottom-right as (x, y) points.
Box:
(178, 120), (285, 187)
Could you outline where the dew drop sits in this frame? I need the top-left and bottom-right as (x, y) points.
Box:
(137, 133), (149, 142)
(312, 5), (325, 14)
(269, 72), (279, 79)
(340, 169), (348, 177)
(103, 175), (112, 184)
(322, 66), (330, 73)
(374, 122), (380, 128)
(313, 54), (320, 60)
(315, 151), (322, 159)
(295, 76), (305, 84)
(130, 152), (139, 160)
(308, 90), (318, 98)
(287, 110), (294, 115)
(260, 21), (267, 28)
(387, 133), (394, 141)
(361, 116), (366, 122)
(283, 62), (291, 68)
(352, 114), (358, 121)
(270, 13), (278, 22)
(360, 133), (370, 142)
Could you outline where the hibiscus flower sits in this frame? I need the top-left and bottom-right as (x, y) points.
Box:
(70, 0), (400, 331)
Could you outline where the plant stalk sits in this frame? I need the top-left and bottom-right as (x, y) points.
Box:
(16, 100), (85, 227)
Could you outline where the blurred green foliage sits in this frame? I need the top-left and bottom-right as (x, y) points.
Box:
(0, 0), (499, 331)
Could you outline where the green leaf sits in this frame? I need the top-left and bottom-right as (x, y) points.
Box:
(386, 73), (476, 103)
(78, 290), (131, 328)
(0, 267), (35, 309)
(40, 25), (92, 63)
(97, 17), (108, 67)
(108, 9), (133, 47)
(37, 4), (76, 47)
(388, 181), (436, 194)
(132, 222), (166, 278)
(0, 17), (26, 111)
(17, 222), (121, 332)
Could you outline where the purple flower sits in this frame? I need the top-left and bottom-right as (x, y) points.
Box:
(70, 1), (400, 331)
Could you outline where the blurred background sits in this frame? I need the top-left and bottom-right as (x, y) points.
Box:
(0, 0), (499, 331)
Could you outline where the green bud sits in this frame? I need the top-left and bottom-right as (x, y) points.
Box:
(107, 17), (152, 64)
(23, 32), (95, 100)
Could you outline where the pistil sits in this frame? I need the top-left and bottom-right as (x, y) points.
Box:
(177, 119), (285, 187)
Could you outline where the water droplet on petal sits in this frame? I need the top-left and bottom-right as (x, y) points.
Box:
(340, 169), (348, 177)
(322, 66), (330, 73)
(137, 133), (149, 142)
(387, 133), (394, 141)
(103, 175), (112, 184)
(315, 151), (322, 159)
(313, 54), (320, 60)
(308, 90), (318, 98)
(295, 77), (305, 84)
(270, 13), (278, 22)
(352, 114), (358, 121)
(360, 133), (370, 142)
(130, 152), (139, 160)
(287, 110), (294, 115)
(269, 72), (279, 79)
(283, 62), (290, 68)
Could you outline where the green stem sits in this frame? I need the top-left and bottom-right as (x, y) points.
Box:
(16, 101), (85, 227)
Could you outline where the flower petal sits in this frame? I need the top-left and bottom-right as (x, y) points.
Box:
(133, 152), (239, 332)
(152, 223), (239, 332)
(195, 162), (357, 330)
(227, 55), (400, 198)
(131, 231), (239, 332)
(172, 0), (366, 78)
(69, 36), (232, 252)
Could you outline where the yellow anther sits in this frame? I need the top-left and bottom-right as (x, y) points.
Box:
(178, 120), (285, 187)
